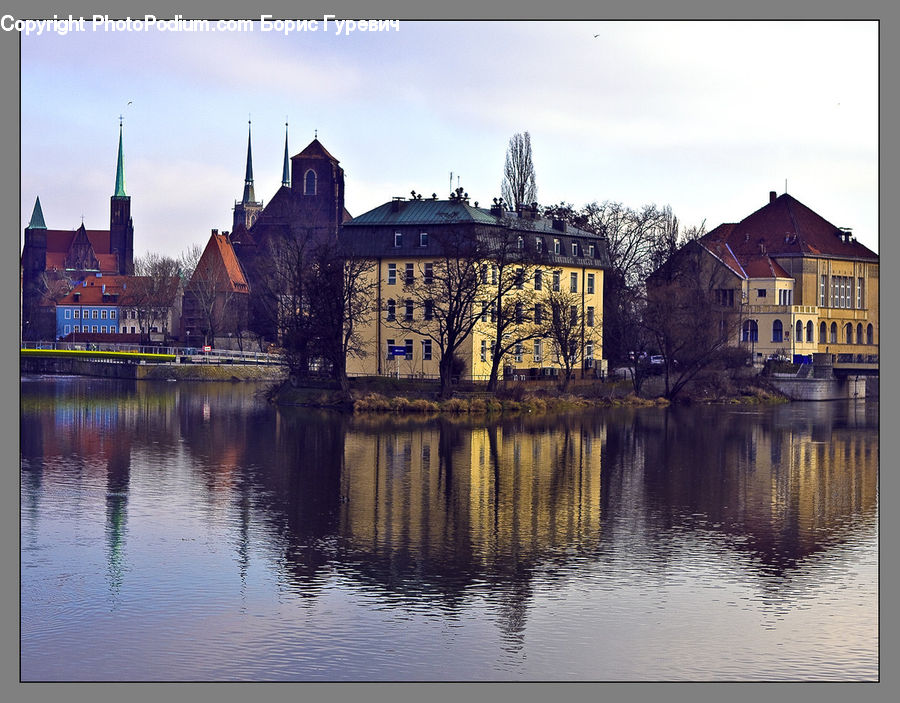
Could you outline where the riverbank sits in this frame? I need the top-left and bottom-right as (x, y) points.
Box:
(272, 375), (787, 414)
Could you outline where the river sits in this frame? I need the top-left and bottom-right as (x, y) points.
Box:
(20, 376), (878, 681)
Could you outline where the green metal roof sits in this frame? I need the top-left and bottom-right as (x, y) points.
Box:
(28, 196), (47, 229)
(345, 199), (498, 227)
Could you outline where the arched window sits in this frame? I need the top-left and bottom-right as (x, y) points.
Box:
(820, 321), (827, 344)
(844, 323), (852, 344)
(742, 320), (758, 343)
(806, 320), (814, 342)
(867, 323), (874, 345)
(830, 322), (837, 344)
(856, 323), (863, 345)
(304, 169), (317, 195)
(796, 320), (803, 342)
(772, 319), (783, 342)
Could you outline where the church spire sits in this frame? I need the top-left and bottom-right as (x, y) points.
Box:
(114, 117), (127, 197)
(282, 120), (290, 188)
(28, 196), (47, 229)
(242, 120), (256, 204)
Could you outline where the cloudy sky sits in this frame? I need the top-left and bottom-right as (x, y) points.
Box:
(20, 20), (878, 257)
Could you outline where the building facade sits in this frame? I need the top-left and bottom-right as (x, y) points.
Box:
(341, 196), (610, 381)
(681, 191), (878, 363)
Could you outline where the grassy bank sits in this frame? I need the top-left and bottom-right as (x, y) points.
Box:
(138, 364), (287, 382)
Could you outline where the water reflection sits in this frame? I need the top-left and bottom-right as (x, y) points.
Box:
(20, 377), (878, 680)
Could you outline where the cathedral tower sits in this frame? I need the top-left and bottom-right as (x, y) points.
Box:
(109, 118), (134, 275)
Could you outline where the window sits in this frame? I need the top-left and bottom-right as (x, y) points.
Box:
(73, 310), (80, 319)
(796, 320), (803, 342)
(819, 321), (827, 343)
(588, 244), (595, 258)
(534, 339), (542, 362)
(304, 169), (316, 195)
(405, 263), (414, 285)
(387, 263), (397, 285)
(867, 323), (874, 345)
(844, 323), (853, 344)
(101, 326), (107, 333)
(552, 271), (560, 291)
(571, 242), (578, 257)
(515, 268), (524, 289)
(534, 303), (543, 325)
(110, 310), (116, 319)
(481, 264), (489, 284)
(386, 339), (395, 357)
(534, 269), (542, 291)
(772, 320), (783, 342)
(585, 341), (594, 360)
(742, 320), (758, 342)
(91, 310), (98, 319)
(778, 289), (792, 306)
(490, 303), (496, 323)
(424, 299), (433, 321)
(587, 273), (595, 295)
(481, 302), (488, 322)
(74, 325), (80, 333)
(480, 339), (488, 362)
(394, 232), (403, 248)
(570, 272), (578, 293)
(570, 305), (578, 326)
(757, 289), (767, 299)
(405, 300), (414, 321)
(514, 343), (524, 363)
(491, 266), (498, 286)
(64, 309), (71, 319)
(587, 306), (595, 327)
(386, 299), (396, 321)
(830, 322), (837, 344)
(92, 325), (98, 333)
(64, 325), (70, 335)
(424, 263), (433, 285)
(404, 339), (413, 360)
(422, 339), (432, 360)
(419, 232), (428, 247)
(857, 323), (863, 345)
(820, 275), (827, 306)
(535, 237), (543, 252)
(515, 303), (524, 325)
(806, 320), (814, 342)
(858, 277), (864, 309)
(101, 309), (108, 319)
(553, 239), (560, 255)
(517, 236), (524, 249)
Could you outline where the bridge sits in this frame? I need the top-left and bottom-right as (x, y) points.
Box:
(832, 354), (880, 377)
(20, 341), (285, 366)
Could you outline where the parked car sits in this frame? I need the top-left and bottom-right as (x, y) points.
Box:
(650, 355), (665, 366)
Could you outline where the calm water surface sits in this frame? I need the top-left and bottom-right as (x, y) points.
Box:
(20, 377), (878, 681)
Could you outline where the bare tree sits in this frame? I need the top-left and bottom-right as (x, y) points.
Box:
(126, 252), (182, 342)
(644, 241), (742, 399)
(392, 225), (487, 398)
(501, 132), (538, 211)
(541, 283), (600, 391)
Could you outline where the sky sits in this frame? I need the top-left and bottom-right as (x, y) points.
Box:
(20, 20), (879, 258)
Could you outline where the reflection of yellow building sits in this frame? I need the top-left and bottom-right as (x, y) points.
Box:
(341, 198), (609, 381)
(340, 421), (605, 563)
(689, 192), (878, 363)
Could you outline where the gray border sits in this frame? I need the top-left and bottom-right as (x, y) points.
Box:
(5, 1), (894, 703)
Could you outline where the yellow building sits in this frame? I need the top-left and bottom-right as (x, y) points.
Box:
(697, 192), (878, 364)
(341, 196), (609, 382)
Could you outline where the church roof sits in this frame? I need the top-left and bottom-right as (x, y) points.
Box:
(28, 197), (47, 229)
(190, 232), (250, 293)
(295, 138), (339, 162)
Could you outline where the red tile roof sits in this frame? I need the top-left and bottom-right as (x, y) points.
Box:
(191, 232), (250, 293)
(741, 255), (792, 279)
(295, 138), (339, 162)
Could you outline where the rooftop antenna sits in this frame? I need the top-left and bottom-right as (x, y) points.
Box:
(449, 172), (453, 195)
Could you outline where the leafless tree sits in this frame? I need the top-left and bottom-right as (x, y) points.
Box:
(540, 283), (600, 391)
(392, 225), (488, 398)
(126, 252), (182, 342)
(501, 132), (538, 211)
(644, 241), (742, 399)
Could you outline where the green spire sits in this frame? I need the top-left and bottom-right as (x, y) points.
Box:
(242, 120), (256, 203)
(28, 196), (47, 229)
(114, 118), (127, 197)
(282, 121), (290, 187)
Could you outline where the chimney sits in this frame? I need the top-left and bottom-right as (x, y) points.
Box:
(391, 197), (405, 213)
(552, 219), (567, 232)
(212, 229), (218, 235)
(769, 191), (777, 203)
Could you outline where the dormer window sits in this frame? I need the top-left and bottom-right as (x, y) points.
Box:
(419, 232), (429, 247)
(394, 232), (403, 248)
(571, 242), (578, 257)
(304, 169), (317, 195)
(553, 239), (560, 255)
